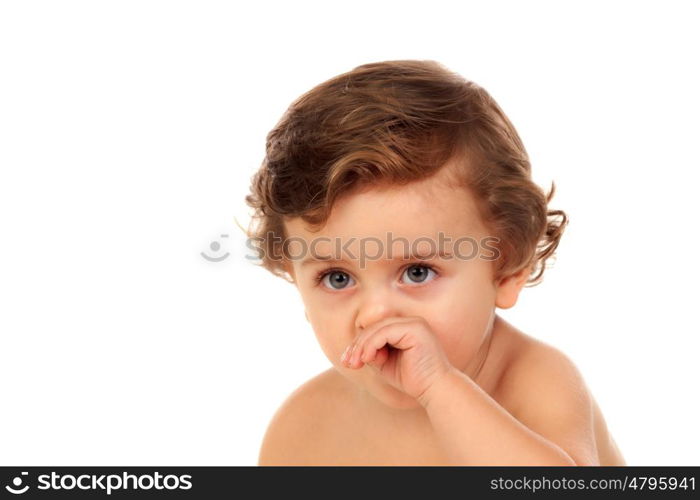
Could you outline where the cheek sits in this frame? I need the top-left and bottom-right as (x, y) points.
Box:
(308, 312), (347, 361)
(435, 319), (478, 356)
(427, 297), (495, 361)
(298, 290), (352, 363)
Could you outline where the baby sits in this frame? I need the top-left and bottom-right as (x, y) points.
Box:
(246, 60), (625, 466)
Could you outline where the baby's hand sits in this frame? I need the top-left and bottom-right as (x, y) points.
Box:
(341, 316), (454, 404)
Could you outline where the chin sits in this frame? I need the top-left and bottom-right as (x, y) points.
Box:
(368, 375), (423, 410)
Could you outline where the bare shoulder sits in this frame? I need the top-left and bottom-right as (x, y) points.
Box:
(257, 369), (349, 466)
(500, 332), (588, 401)
(497, 329), (625, 466)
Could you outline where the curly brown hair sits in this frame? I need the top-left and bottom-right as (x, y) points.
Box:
(244, 59), (568, 287)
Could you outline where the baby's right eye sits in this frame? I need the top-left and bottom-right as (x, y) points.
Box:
(318, 270), (355, 290)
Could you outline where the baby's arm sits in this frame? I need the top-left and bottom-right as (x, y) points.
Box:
(418, 344), (599, 466)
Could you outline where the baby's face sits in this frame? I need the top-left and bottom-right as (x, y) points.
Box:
(284, 165), (519, 410)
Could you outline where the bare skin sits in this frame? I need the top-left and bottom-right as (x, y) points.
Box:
(257, 159), (625, 466)
(258, 314), (625, 466)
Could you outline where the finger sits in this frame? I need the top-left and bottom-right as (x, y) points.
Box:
(344, 322), (390, 367)
(355, 321), (421, 367)
(351, 317), (415, 351)
(365, 345), (389, 368)
(346, 317), (421, 368)
(366, 322), (420, 353)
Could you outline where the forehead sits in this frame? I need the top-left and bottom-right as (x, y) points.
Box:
(284, 165), (490, 248)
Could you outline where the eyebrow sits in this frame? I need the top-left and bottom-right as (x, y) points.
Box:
(299, 249), (453, 267)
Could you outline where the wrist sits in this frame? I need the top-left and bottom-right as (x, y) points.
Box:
(417, 366), (459, 409)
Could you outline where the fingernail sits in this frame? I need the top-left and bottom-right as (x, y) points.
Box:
(341, 346), (350, 363)
(348, 344), (357, 364)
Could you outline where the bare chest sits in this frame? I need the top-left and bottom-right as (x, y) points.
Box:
(310, 388), (622, 466)
(316, 413), (621, 466)
(314, 415), (451, 466)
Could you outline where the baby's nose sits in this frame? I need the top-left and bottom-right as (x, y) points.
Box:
(354, 293), (398, 331)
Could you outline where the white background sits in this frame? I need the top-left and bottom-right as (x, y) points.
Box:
(1, 0), (698, 466)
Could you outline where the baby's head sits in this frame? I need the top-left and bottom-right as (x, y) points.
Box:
(245, 60), (567, 409)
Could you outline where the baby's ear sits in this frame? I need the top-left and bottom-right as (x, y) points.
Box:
(494, 266), (530, 309)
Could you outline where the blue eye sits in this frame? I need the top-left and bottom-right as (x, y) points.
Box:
(318, 270), (355, 290)
(402, 264), (437, 284)
(315, 264), (438, 290)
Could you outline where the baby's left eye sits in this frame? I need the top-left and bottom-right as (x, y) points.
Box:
(401, 265), (437, 285)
